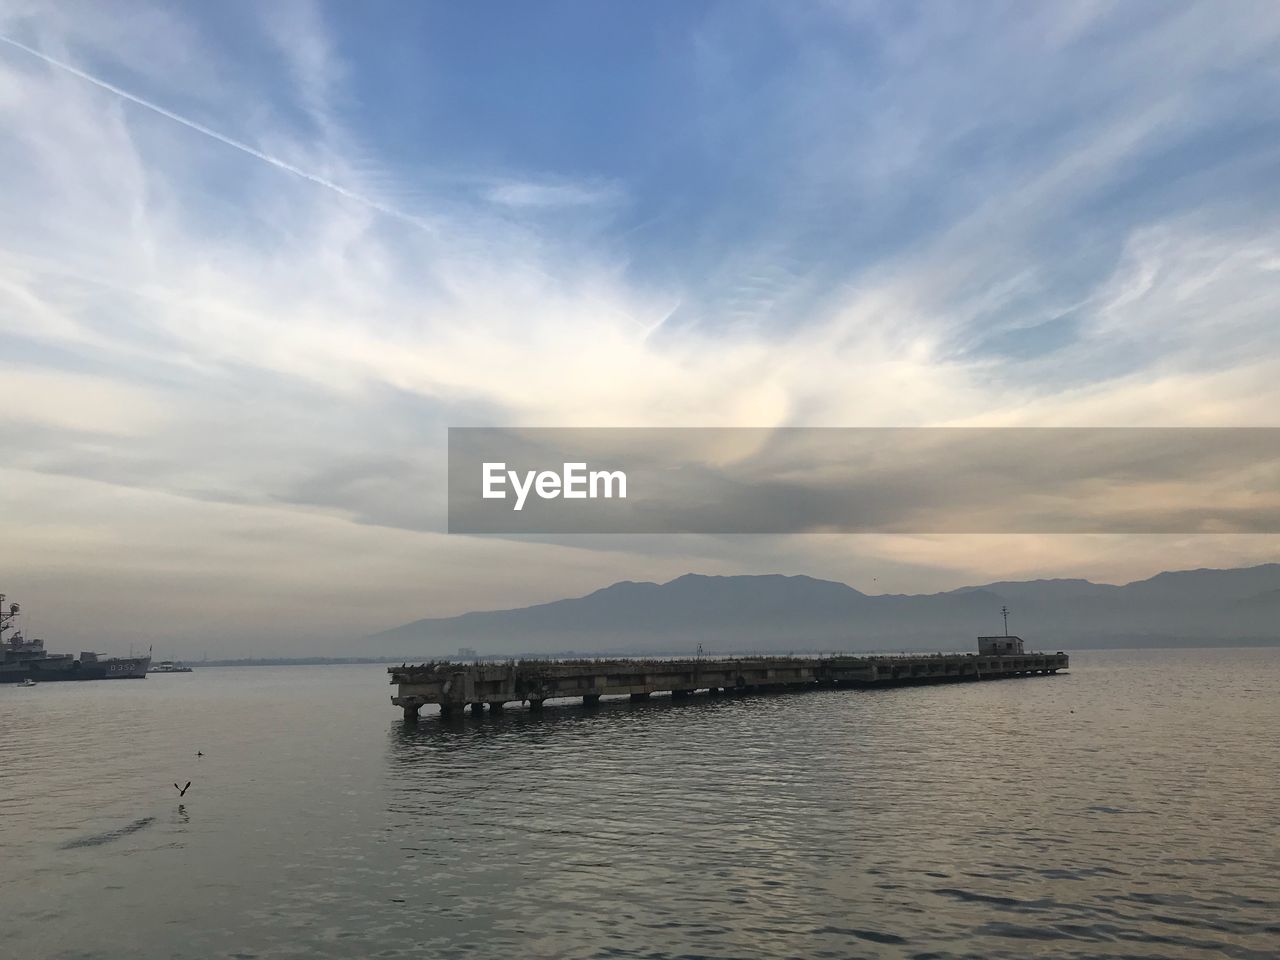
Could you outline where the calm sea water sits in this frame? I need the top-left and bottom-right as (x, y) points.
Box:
(2, 648), (1278, 960)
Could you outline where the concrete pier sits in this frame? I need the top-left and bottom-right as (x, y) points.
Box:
(390, 647), (1069, 720)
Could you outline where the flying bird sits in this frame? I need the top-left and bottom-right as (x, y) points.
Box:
(174, 781), (191, 797)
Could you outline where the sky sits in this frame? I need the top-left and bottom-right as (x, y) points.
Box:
(2, 0), (1280, 655)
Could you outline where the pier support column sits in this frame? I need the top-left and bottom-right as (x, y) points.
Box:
(629, 692), (650, 702)
(672, 689), (690, 700)
(439, 704), (456, 720)
(707, 687), (721, 697)
(490, 701), (505, 712)
(403, 704), (421, 721)
(528, 698), (544, 712)
(469, 702), (485, 714)
(583, 693), (601, 707)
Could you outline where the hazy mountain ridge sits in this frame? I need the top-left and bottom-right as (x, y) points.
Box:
(367, 564), (1280, 657)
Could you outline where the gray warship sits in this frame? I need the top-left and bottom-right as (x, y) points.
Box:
(0, 593), (151, 683)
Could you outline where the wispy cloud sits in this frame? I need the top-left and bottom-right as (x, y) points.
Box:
(486, 178), (623, 210)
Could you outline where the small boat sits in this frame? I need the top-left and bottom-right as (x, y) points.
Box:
(20, 678), (37, 687)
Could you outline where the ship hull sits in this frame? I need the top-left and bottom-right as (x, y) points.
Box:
(0, 656), (151, 683)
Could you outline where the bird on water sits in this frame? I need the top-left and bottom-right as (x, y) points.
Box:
(174, 781), (191, 797)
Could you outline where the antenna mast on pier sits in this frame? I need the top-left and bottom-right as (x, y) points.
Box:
(1001, 605), (1010, 635)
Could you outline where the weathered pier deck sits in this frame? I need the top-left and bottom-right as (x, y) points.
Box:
(389, 640), (1068, 719)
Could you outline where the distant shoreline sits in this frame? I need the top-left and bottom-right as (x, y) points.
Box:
(192, 638), (1280, 667)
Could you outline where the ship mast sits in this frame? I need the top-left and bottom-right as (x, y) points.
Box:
(0, 594), (18, 644)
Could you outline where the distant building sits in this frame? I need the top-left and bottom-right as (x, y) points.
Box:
(457, 646), (479, 660)
(978, 635), (1024, 656)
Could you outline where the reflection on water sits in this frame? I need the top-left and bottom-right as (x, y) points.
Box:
(59, 816), (157, 850)
(2, 651), (1279, 959)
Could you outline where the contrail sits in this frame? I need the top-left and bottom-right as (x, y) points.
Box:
(0, 33), (433, 232)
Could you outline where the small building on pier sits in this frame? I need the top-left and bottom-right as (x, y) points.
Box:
(978, 635), (1025, 655)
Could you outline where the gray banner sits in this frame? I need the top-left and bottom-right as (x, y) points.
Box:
(447, 427), (1280, 534)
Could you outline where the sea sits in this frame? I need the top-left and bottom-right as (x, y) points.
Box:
(2, 647), (1278, 960)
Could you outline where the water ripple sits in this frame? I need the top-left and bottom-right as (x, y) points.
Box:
(2, 651), (1279, 958)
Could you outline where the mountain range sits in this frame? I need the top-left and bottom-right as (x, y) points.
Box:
(366, 563), (1280, 657)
